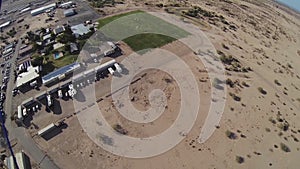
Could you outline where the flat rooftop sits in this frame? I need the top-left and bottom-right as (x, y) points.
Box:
(71, 24), (90, 36)
(16, 66), (39, 88)
(42, 62), (80, 84)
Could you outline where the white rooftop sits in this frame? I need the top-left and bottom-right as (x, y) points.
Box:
(71, 24), (90, 37)
(16, 66), (39, 88)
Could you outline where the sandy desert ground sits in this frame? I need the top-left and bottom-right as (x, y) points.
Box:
(27, 0), (300, 168)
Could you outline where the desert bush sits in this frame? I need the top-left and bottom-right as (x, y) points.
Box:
(236, 156), (245, 164)
(156, 3), (164, 8)
(226, 130), (237, 139)
(241, 67), (248, 72)
(242, 81), (249, 87)
(258, 87), (267, 95)
(226, 78), (234, 87)
(222, 43), (230, 50)
(268, 117), (276, 124)
(113, 124), (128, 135)
(274, 79), (281, 86)
(280, 143), (291, 152)
(229, 92), (241, 101)
(278, 122), (289, 131)
(217, 50), (225, 57)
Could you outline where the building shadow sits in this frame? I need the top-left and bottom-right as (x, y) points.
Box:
(119, 63), (129, 75)
(50, 98), (62, 115)
(23, 115), (33, 128)
(74, 89), (86, 102)
(41, 123), (68, 141)
(18, 85), (33, 94)
(108, 47), (123, 58)
(23, 152), (32, 169)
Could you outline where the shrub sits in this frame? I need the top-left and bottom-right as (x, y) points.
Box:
(258, 87), (267, 95)
(229, 93), (241, 101)
(274, 79), (281, 86)
(156, 3), (164, 8)
(226, 130), (237, 139)
(242, 81), (249, 87)
(278, 122), (289, 131)
(287, 63), (293, 69)
(222, 43), (230, 50)
(226, 78), (234, 87)
(241, 67), (248, 72)
(280, 143), (291, 152)
(268, 117), (276, 124)
(236, 156), (245, 164)
(113, 124), (128, 135)
(265, 128), (271, 132)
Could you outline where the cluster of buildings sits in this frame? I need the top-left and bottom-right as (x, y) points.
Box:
(16, 58), (120, 121)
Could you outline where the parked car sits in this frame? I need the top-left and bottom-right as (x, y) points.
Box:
(0, 93), (5, 101)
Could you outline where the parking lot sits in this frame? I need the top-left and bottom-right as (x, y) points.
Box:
(0, 42), (16, 110)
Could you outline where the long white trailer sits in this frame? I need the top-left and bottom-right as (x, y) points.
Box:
(17, 105), (23, 120)
(38, 123), (56, 136)
(72, 59), (116, 82)
(94, 59), (116, 72)
(31, 3), (57, 16)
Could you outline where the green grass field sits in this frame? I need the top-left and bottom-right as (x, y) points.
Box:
(97, 10), (189, 52)
(97, 10), (144, 28)
(123, 33), (176, 52)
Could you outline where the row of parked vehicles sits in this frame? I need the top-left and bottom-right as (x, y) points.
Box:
(1, 62), (12, 91)
(0, 93), (6, 110)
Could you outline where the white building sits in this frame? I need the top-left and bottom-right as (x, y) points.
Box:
(71, 24), (91, 38)
(59, 1), (75, 8)
(16, 66), (39, 88)
(31, 3), (57, 16)
(0, 21), (11, 30)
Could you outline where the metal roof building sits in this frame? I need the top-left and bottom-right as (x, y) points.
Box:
(63, 8), (76, 17)
(53, 26), (65, 35)
(71, 24), (90, 38)
(0, 21), (11, 30)
(70, 42), (79, 53)
(42, 62), (80, 85)
(59, 1), (75, 8)
(30, 3), (57, 16)
(16, 66), (39, 88)
(38, 123), (56, 136)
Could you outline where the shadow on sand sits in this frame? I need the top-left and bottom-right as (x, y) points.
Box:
(41, 123), (68, 141)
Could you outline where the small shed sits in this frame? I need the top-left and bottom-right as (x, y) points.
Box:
(64, 9), (76, 17)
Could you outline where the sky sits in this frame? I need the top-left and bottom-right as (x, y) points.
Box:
(276, 0), (300, 13)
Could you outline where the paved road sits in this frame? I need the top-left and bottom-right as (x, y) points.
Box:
(5, 39), (21, 137)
